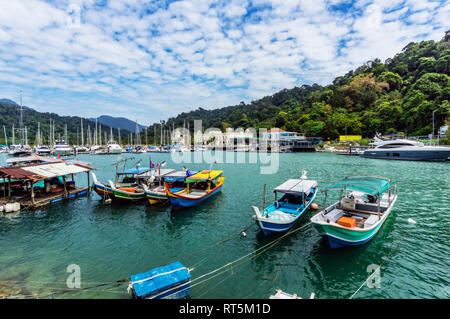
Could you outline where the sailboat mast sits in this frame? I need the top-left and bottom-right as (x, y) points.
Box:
(3, 125), (7, 146)
(19, 90), (24, 147)
(94, 118), (98, 145)
(81, 117), (84, 146)
(65, 124), (68, 145)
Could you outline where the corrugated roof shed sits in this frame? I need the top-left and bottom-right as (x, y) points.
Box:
(0, 162), (94, 180)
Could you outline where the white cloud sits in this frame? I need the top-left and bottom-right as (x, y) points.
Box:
(0, 0), (448, 124)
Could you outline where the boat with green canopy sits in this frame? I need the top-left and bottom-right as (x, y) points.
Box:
(310, 176), (397, 249)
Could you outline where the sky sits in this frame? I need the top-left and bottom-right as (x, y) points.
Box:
(0, 0), (448, 125)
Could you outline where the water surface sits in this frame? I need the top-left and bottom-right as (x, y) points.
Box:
(0, 152), (448, 299)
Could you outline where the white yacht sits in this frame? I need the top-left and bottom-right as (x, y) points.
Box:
(52, 140), (72, 156)
(36, 144), (51, 155)
(8, 144), (32, 157)
(74, 146), (89, 154)
(362, 135), (450, 161)
(106, 141), (123, 154)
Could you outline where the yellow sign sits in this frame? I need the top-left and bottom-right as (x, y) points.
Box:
(339, 135), (362, 141)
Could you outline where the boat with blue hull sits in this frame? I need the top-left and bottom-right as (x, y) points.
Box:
(310, 176), (397, 249)
(129, 261), (191, 299)
(165, 170), (225, 209)
(252, 171), (318, 236)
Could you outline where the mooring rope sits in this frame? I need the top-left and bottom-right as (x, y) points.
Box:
(1, 220), (256, 299)
(151, 221), (313, 299)
(349, 220), (417, 299)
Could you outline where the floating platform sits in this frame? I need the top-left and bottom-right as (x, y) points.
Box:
(129, 261), (191, 299)
(0, 187), (89, 210)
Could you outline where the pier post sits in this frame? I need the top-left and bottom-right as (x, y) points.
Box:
(63, 175), (68, 198)
(31, 180), (35, 206)
(8, 176), (11, 198)
(87, 172), (90, 195)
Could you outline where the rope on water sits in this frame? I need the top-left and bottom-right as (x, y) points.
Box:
(153, 221), (313, 299)
(176, 221), (256, 263)
(1, 221), (256, 299)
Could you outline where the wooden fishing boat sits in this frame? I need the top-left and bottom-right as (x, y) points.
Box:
(91, 166), (149, 199)
(252, 170), (318, 236)
(140, 170), (188, 205)
(129, 261), (191, 299)
(310, 176), (397, 249)
(165, 170), (225, 209)
(109, 181), (146, 201)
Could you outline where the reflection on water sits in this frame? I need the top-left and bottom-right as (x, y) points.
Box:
(0, 152), (449, 299)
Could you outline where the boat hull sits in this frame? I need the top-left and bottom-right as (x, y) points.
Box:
(93, 182), (113, 198)
(145, 189), (169, 204)
(362, 148), (450, 161)
(254, 188), (317, 236)
(168, 185), (223, 209)
(312, 197), (395, 249)
(312, 222), (383, 249)
(112, 188), (146, 201)
(257, 219), (298, 236)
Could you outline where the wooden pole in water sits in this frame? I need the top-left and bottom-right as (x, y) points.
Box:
(31, 180), (35, 206)
(63, 175), (68, 198)
(262, 184), (267, 211)
(8, 176), (11, 198)
(87, 171), (90, 195)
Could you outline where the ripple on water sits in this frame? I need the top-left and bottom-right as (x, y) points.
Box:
(0, 152), (448, 298)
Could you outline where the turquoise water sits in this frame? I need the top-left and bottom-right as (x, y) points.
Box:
(0, 152), (449, 299)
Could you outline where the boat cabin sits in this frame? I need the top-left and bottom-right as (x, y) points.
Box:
(185, 170), (224, 194)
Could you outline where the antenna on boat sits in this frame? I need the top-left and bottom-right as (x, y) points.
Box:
(262, 184), (267, 212)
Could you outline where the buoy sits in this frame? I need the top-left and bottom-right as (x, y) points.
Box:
(241, 231), (247, 237)
(311, 203), (319, 210)
(4, 203), (20, 213)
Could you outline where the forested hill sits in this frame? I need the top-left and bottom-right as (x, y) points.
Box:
(151, 31), (450, 140)
(0, 99), (132, 145)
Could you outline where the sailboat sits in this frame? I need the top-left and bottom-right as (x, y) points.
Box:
(53, 124), (72, 156)
(75, 117), (89, 154)
(35, 122), (51, 155)
(9, 91), (32, 157)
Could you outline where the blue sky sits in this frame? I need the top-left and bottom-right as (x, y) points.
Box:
(0, 0), (448, 125)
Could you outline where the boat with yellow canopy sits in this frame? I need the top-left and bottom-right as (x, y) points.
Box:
(165, 170), (225, 209)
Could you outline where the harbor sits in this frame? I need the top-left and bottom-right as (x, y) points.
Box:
(0, 151), (448, 299)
